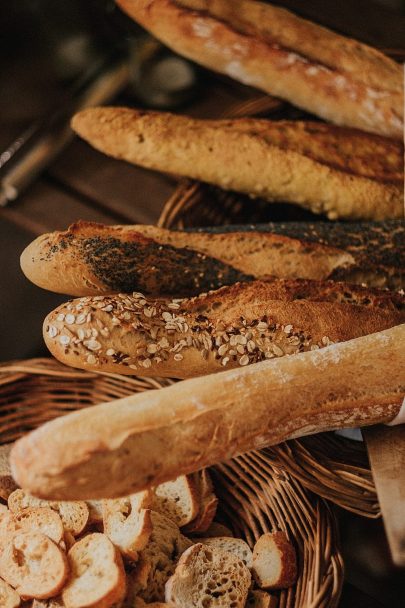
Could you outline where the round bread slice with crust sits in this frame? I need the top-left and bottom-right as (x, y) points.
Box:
(165, 542), (251, 607)
(193, 537), (253, 568)
(0, 578), (20, 608)
(0, 531), (68, 599)
(252, 532), (297, 590)
(62, 533), (126, 608)
(0, 507), (64, 545)
(8, 490), (89, 536)
(103, 494), (152, 560)
(246, 589), (278, 608)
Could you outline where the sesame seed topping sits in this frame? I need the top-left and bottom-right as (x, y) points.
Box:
(106, 348), (115, 356)
(65, 314), (75, 325)
(84, 339), (101, 351)
(59, 335), (70, 345)
(76, 314), (86, 324)
(56, 314), (65, 322)
(87, 355), (96, 364)
(174, 353), (184, 361)
(239, 355), (249, 366)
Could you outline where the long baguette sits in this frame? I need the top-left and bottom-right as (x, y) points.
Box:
(21, 220), (405, 296)
(71, 109), (403, 221)
(10, 325), (405, 500)
(116, 0), (403, 139)
(43, 279), (405, 379)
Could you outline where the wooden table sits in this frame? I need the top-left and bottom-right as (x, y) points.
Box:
(1, 1), (404, 605)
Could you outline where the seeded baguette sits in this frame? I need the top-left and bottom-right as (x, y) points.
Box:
(21, 220), (405, 296)
(42, 279), (405, 379)
(10, 325), (405, 500)
(72, 108), (403, 221)
(116, 0), (403, 139)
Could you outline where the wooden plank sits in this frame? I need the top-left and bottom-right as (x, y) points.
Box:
(0, 179), (117, 235)
(48, 139), (175, 225)
(364, 425), (405, 567)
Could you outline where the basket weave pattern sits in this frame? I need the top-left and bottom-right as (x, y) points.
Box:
(0, 358), (343, 608)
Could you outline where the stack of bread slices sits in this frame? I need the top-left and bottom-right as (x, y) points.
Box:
(0, 449), (296, 608)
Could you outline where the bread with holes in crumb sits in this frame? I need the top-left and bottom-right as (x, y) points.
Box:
(0, 531), (68, 600)
(153, 475), (199, 527)
(165, 542), (251, 607)
(8, 490), (89, 536)
(62, 533), (126, 608)
(0, 578), (20, 608)
(0, 507), (64, 545)
(193, 537), (253, 568)
(246, 589), (278, 608)
(252, 532), (297, 590)
(102, 494), (152, 560)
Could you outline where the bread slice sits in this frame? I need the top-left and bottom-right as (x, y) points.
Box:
(136, 511), (192, 603)
(252, 532), (297, 590)
(0, 507), (64, 545)
(8, 490), (89, 536)
(0, 578), (20, 608)
(72, 107), (403, 220)
(165, 542), (251, 607)
(246, 590), (278, 608)
(134, 599), (174, 608)
(0, 531), (68, 599)
(200, 522), (234, 538)
(183, 471), (218, 534)
(103, 494), (152, 560)
(0, 444), (18, 501)
(62, 533), (126, 608)
(153, 475), (199, 527)
(194, 537), (253, 568)
(86, 500), (104, 524)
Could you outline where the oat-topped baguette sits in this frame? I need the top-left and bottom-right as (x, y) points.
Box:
(10, 325), (405, 500)
(43, 279), (405, 379)
(21, 220), (405, 296)
(72, 108), (403, 221)
(116, 0), (403, 139)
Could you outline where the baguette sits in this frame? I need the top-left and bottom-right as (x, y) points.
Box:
(42, 279), (405, 379)
(116, 0), (403, 139)
(10, 324), (405, 500)
(21, 220), (405, 296)
(71, 108), (403, 221)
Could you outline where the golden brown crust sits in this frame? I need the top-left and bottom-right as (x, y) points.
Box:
(42, 279), (405, 379)
(9, 325), (405, 500)
(116, 0), (403, 138)
(71, 108), (403, 220)
(21, 220), (405, 296)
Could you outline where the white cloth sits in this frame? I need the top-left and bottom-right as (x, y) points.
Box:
(386, 396), (405, 426)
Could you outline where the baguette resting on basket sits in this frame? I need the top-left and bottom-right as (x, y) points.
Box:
(20, 220), (405, 296)
(10, 325), (405, 500)
(71, 108), (403, 221)
(43, 279), (405, 379)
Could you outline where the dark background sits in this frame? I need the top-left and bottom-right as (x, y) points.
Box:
(0, 2), (404, 606)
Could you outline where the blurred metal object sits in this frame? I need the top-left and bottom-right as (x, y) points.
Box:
(0, 51), (129, 207)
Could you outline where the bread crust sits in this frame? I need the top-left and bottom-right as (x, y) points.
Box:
(71, 108), (403, 220)
(10, 325), (405, 500)
(20, 220), (405, 296)
(116, 0), (403, 138)
(42, 279), (405, 379)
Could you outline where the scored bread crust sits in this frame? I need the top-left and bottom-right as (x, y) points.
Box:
(115, 0), (403, 138)
(71, 108), (403, 221)
(10, 325), (405, 500)
(42, 279), (405, 379)
(20, 220), (405, 296)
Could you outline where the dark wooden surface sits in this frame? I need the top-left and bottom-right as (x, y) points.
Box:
(0, 2), (404, 605)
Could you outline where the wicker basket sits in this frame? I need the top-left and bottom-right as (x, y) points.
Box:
(0, 358), (343, 608)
